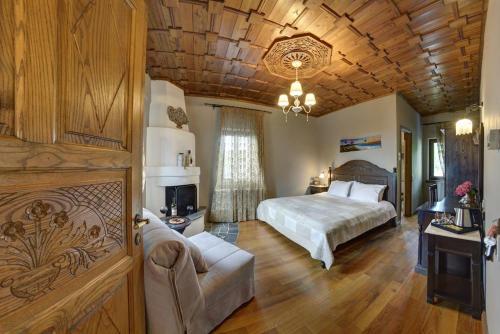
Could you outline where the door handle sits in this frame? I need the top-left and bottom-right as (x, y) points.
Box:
(134, 214), (150, 230)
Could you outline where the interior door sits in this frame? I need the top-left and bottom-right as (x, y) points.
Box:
(0, 1), (147, 333)
(444, 120), (480, 197)
(404, 131), (413, 217)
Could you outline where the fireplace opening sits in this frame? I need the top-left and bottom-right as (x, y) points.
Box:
(165, 184), (197, 217)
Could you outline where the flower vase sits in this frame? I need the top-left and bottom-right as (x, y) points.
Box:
(459, 193), (475, 207)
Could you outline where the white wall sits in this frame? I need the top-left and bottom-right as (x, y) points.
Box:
(480, 1), (500, 331)
(149, 80), (188, 129)
(185, 96), (320, 208)
(315, 94), (398, 173)
(147, 86), (424, 219)
(397, 94), (423, 212)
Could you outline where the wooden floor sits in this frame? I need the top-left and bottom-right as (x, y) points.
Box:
(214, 216), (484, 334)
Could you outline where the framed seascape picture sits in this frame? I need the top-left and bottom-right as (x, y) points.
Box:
(340, 135), (382, 153)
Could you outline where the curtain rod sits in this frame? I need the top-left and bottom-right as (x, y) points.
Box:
(422, 121), (448, 126)
(204, 103), (273, 114)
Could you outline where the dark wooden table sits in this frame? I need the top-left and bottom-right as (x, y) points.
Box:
(426, 224), (482, 319)
(160, 216), (192, 234)
(415, 197), (481, 274)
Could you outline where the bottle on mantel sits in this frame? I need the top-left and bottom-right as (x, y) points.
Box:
(171, 197), (177, 217)
(177, 153), (184, 167)
(187, 150), (193, 166)
(183, 150), (189, 168)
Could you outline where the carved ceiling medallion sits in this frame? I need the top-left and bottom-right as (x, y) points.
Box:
(263, 34), (332, 80)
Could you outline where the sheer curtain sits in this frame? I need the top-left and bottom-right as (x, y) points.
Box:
(209, 106), (266, 223)
(436, 124), (445, 174)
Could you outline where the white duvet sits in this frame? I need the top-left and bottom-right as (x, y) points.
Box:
(256, 192), (397, 269)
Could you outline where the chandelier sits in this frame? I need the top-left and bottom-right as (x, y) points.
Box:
(277, 60), (316, 122)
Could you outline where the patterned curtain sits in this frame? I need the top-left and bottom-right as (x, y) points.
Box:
(436, 124), (445, 174)
(209, 107), (266, 223)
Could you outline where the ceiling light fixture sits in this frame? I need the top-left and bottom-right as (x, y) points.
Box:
(277, 60), (316, 122)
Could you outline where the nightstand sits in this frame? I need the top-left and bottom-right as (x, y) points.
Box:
(425, 224), (483, 319)
(309, 185), (328, 194)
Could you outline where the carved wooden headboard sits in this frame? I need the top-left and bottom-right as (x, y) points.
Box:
(332, 160), (397, 209)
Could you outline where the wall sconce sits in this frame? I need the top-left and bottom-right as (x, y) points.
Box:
(456, 103), (482, 136)
(456, 118), (473, 135)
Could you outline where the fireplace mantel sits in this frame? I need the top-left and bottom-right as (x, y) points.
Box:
(143, 79), (205, 237)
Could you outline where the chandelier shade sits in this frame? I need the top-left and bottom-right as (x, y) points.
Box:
(278, 94), (289, 107)
(290, 81), (303, 97)
(305, 93), (316, 106)
(456, 118), (473, 135)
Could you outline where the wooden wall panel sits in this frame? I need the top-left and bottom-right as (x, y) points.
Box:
(146, 0), (486, 116)
(0, 0), (15, 136)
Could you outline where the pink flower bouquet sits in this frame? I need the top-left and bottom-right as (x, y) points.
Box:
(455, 181), (474, 197)
(455, 181), (477, 206)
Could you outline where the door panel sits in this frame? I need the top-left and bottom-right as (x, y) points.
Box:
(0, 171), (127, 316)
(0, 0), (15, 136)
(71, 277), (130, 334)
(59, 0), (133, 149)
(0, 0), (147, 332)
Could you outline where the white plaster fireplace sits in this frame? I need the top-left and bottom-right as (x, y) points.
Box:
(143, 79), (205, 236)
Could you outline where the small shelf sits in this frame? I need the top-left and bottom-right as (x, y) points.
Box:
(435, 274), (472, 305)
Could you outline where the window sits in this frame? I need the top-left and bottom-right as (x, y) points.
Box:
(210, 107), (266, 223)
(221, 132), (260, 181)
(429, 138), (444, 178)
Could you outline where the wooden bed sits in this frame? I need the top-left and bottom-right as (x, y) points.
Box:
(257, 160), (399, 269)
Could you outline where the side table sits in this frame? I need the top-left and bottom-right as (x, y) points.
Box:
(160, 216), (192, 234)
(425, 224), (482, 319)
(309, 185), (328, 194)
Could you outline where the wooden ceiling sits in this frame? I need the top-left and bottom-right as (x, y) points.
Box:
(146, 0), (486, 116)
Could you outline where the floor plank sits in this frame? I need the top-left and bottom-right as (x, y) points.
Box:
(213, 216), (485, 334)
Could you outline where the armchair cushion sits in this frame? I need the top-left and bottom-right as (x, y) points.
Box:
(143, 218), (206, 334)
(143, 208), (208, 273)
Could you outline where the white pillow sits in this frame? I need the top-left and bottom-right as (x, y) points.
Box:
(349, 181), (387, 203)
(327, 180), (353, 197)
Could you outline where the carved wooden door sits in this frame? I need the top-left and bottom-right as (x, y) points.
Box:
(0, 0), (147, 333)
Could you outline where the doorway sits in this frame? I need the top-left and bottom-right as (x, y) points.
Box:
(401, 129), (413, 217)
